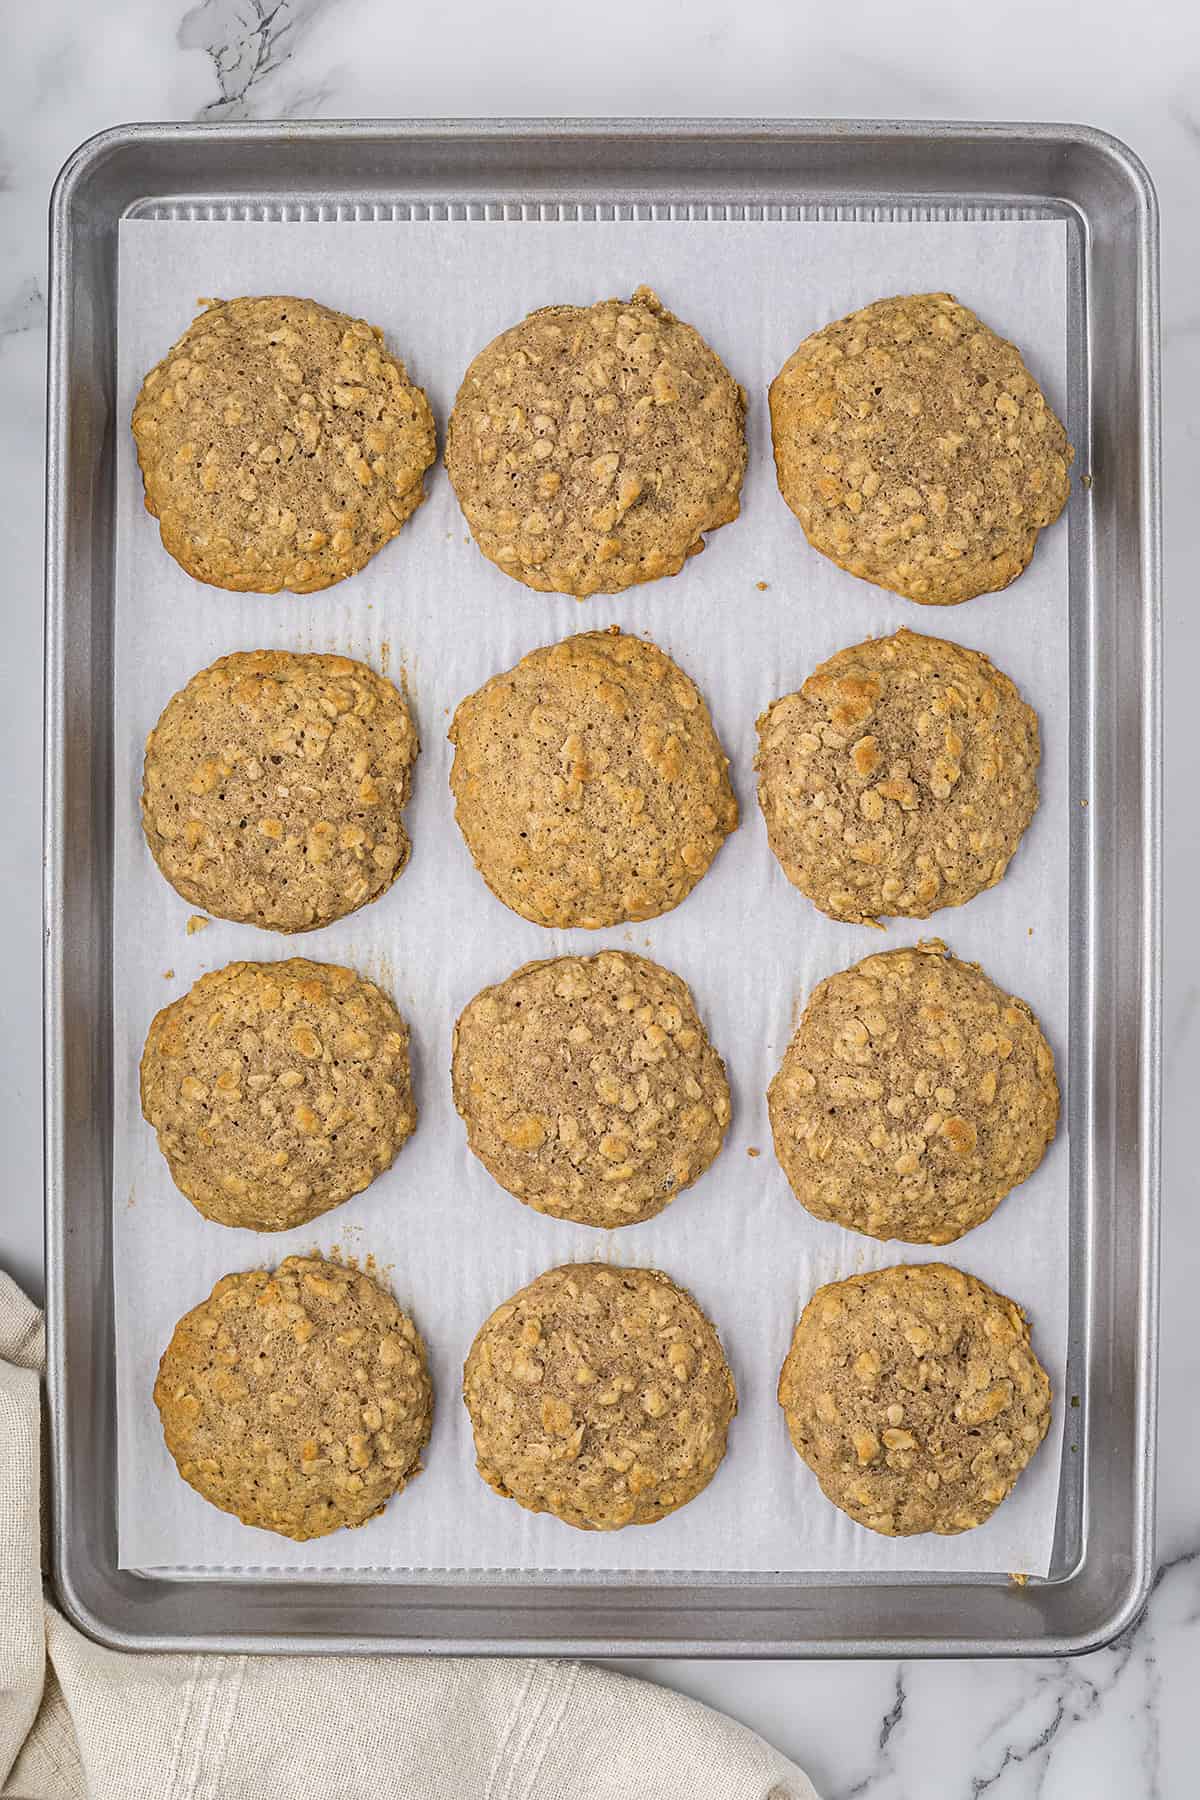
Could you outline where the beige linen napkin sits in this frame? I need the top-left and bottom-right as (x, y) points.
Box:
(0, 1272), (818, 1800)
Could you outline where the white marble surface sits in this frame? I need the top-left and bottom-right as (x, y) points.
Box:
(1, 0), (1195, 1792)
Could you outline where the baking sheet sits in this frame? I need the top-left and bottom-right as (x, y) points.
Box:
(113, 217), (1070, 1578)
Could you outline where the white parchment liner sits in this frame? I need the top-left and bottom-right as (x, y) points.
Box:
(113, 218), (1070, 1577)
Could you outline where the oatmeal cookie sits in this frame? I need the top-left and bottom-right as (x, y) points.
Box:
(140, 959), (416, 1231)
(755, 628), (1040, 924)
(463, 1263), (736, 1530)
(452, 952), (730, 1227)
(769, 292), (1072, 603)
(767, 942), (1058, 1243)
(778, 1262), (1051, 1535)
(448, 630), (737, 928)
(446, 285), (746, 596)
(132, 295), (436, 592)
(142, 650), (418, 933)
(155, 1255), (432, 1540)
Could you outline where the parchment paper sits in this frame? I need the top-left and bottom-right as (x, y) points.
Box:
(113, 218), (1071, 1577)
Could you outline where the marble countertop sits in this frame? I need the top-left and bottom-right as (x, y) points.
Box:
(1, 0), (1194, 1792)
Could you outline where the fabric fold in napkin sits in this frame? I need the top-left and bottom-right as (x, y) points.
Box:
(0, 1271), (817, 1800)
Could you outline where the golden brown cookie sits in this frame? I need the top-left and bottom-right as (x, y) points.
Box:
(142, 650), (418, 934)
(767, 942), (1058, 1244)
(448, 630), (737, 928)
(769, 292), (1072, 604)
(463, 1263), (736, 1530)
(445, 285), (747, 596)
(755, 629), (1040, 925)
(155, 1256), (432, 1540)
(131, 296), (436, 592)
(141, 959), (416, 1232)
(777, 1262), (1051, 1535)
(452, 952), (730, 1228)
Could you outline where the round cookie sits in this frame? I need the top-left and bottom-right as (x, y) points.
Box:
(769, 292), (1073, 604)
(445, 285), (747, 596)
(778, 1262), (1051, 1536)
(154, 1255), (432, 1540)
(452, 952), (730, 1228)
(131, 295), (436, 593)
(463, 1263), (736, 1531)
(767, 942), (1058, 1244)
(448, 630), (737, 929)
(142, 650), (419, 933)
(755, 628), (1040, 925)
(141, 959), (416, 1232)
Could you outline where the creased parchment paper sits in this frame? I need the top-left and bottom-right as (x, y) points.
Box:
(113, 218), (1071, 1578)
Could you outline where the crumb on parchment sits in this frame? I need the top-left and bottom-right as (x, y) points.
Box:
(186, 915), (209, 935)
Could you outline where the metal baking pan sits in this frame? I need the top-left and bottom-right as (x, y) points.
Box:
(44, 119), (1161, 1657)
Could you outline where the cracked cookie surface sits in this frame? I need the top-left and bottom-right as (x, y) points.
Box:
(755, 628), (1039, 925)
(448, 630), (737, 928)
(132, 295), (436, 592)
(463, 1263), (736, 1530)
(141, 959), (416, 1232)
(769, 292), (1072, 604)
(767, 942), (1058, 1244)
(142, 650), (418, 933)
(155, 1256), (432, 1540)
(446, 285), (747, 596)
(452, 952), (730, 1228)
(778, 1262), (1051, 1535)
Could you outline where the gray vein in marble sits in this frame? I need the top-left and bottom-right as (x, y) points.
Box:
(954, 1653), (1133, 1800)
(830, 46), (959, 109)
(1169, 97), (1200, 149)
(877, 1668), (905, 1753)
(1142, 1649), (1163, 1800)
(815, 1550), (1200, 1799)
(961, 1550), (1200, 1796)
(968, 1679), (1078, 1798)
(181, 0), (329, 119)
(832, 1668), (906, 1799)
(0, 278), (46, 340)
(1118, 1544), (1200, 1638)
(276, 79), (338, 118)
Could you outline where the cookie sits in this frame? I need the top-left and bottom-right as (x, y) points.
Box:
(131, 296), (436, 592)
(767, 942), (1058, 1244)
(448, 630), (737, 928)
(463, 1263), (736, 1530)
(154, 1256), (432, 1540)
(445, 285), (747, 596)
(755, 628), (1040, 925)
(142, 650), (418, 934)
(769, 292), (1072, 604)
(777, 1262), (1051, 1535)
(141, 959), (416, 1232)
(452, 952), (730, 1228)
